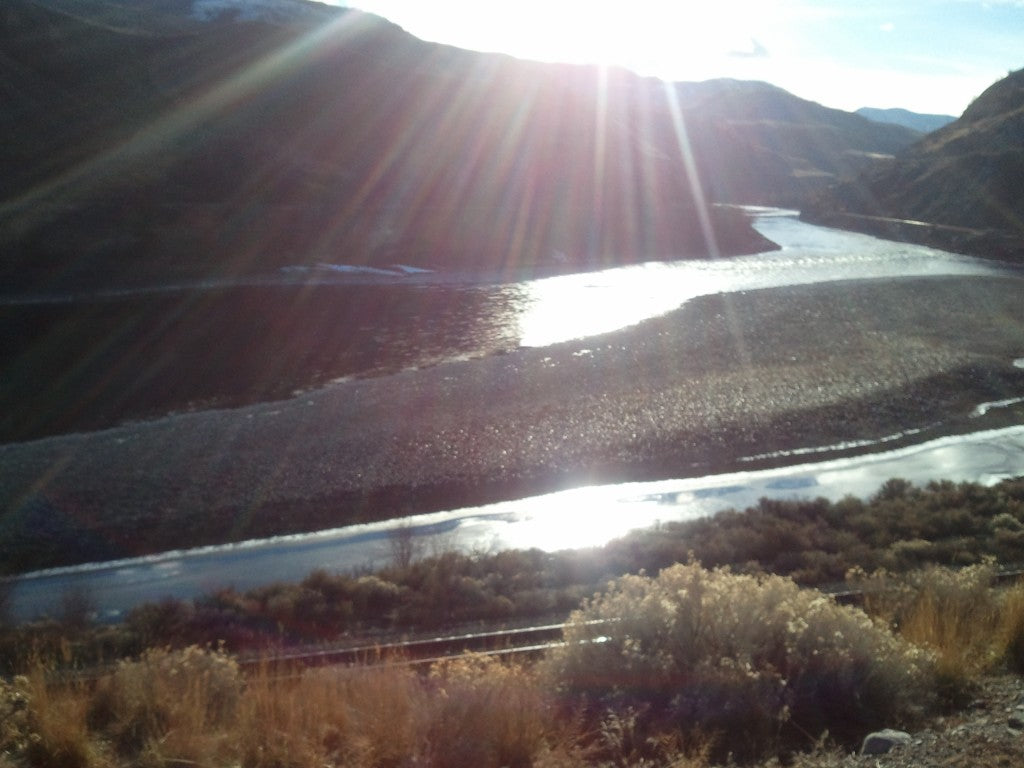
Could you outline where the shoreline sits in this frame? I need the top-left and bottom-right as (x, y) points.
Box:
(800, 210), (1024, 265)
(3, 274), (1024, 574)
(8, 422), (1024, 595)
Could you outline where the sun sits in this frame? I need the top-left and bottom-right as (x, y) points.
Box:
(348, 1), (774, 83)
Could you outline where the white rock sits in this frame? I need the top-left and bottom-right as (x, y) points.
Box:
(861, 729), (912, 755)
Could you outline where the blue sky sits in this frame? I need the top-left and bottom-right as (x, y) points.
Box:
(340, 1), (1024, 116)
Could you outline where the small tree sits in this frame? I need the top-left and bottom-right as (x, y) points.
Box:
(0, 578), (12, 629)
(388, 523), (421, 571)
(59, 586), (96, 632)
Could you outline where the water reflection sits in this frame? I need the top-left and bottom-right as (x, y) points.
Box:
(515, 262), (718, 346)
(10, 425), (1024, 623)
(514, 211), (1009, 347)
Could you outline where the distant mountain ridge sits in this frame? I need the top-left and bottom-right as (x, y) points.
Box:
(856, 107), (955, 133)
(805, 69), (1024, 262)
(0, 0), (922, 291)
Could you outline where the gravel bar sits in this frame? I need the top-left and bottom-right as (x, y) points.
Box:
(3, 274), (1024, 569)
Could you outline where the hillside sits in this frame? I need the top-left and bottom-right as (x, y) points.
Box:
(0, 0), (920, 292)
(674, 78), (920, 203)
(805, 69), (1024, 261)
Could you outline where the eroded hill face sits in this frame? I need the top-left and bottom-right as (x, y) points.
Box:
(0, 0), (920, 291)
(806, 69), (1024, 241)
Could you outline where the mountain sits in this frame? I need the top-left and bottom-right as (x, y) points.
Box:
(856, 107), (955, 134)
(804, 69), (1024, 261)
(0, 0), (921, 292)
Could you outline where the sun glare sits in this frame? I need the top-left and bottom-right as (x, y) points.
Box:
(344, 0), (1019, 115)
(352, 1), (774, 83)
(516, 263), (720, 347)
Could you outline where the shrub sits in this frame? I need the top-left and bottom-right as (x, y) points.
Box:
(1, 676), (33, 766)
(546, 562), (932, 762)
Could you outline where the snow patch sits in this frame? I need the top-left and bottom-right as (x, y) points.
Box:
(973, 397), (1024, 418)
(315, 262), (405, 276)
(739, 427), (928, 462)
(280, 263), (435, 277)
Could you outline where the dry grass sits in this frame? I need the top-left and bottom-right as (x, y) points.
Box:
(997, 580), (1024, 673)
(16, 667), (97, 768)
(849, 562), (1024, 707)
(239, 654), (590, 768)
(239, 660), (428, 767)
(0, 646), (588, 768)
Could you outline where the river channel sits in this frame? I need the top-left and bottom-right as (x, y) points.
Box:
(5, 211), (1024, 622)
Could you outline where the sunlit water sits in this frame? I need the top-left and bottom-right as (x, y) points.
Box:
(515, 210), (1008, 346)
(10, 425), (1024, 623)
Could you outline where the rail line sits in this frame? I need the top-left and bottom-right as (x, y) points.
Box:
(238, 568), (1024, 672)
(235, 622), (574, 672)
(53, 569), (1024, 681)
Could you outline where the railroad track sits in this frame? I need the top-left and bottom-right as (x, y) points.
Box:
(236, 622), (575, 672)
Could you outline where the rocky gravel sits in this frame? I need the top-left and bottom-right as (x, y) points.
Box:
(3, 274), (1024, 568)
(785, 674), (1024, 768)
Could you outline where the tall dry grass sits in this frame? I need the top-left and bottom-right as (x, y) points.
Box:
(240, 654), (585, 768)
(15, 666), (96, 768)
(91, 645), (241, 767)
(847, 561), (1024, 704)
(1, 646), (587, 768)
(239, 660), (427, 767)
(998, 580), (1024, 673)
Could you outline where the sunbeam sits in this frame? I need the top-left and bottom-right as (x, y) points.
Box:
(662, 81), (720, 261)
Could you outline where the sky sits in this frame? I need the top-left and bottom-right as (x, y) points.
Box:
(339, 0), (1024, 116)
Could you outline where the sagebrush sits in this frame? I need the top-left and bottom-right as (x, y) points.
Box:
(546, 562), (934, 761)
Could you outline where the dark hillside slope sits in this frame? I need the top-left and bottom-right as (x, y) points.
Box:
(0, 0), (920, 292)
(805, 69), (1024, 261)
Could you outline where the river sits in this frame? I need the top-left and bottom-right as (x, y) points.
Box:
(4, 211), (1024, 622)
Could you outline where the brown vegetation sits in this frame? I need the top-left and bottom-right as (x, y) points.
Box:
(4, 563), (1024, 767)
(6, 479), (1024, 765)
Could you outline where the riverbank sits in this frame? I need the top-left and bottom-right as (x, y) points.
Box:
(3, 274), (1024, 573)
(801, 210), (1024, 265)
